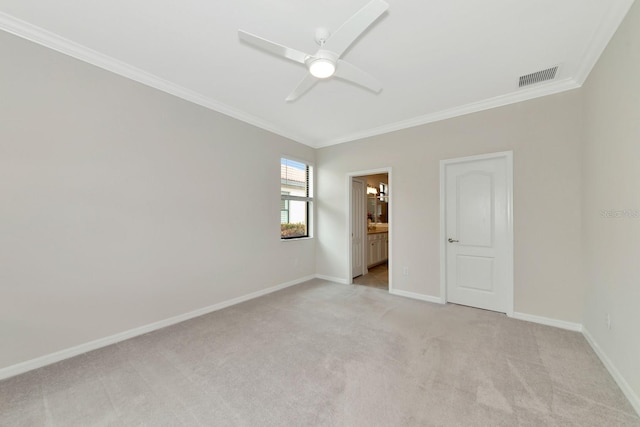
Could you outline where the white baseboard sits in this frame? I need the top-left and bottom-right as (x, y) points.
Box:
(511, 312), (583, 332)
(389, 289), (443, 304)
(583, 328), (640, 416)
(315, 274), (349, 285)
(0, 275), (314, 381)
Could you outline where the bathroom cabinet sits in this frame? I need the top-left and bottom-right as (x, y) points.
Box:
(367, 232), (388, 267)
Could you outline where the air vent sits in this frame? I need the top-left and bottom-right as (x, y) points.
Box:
(519, 66), (558, 88)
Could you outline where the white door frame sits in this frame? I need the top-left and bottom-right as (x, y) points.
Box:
(347, 167), (393, 291)
(439, 151), (514, 316)
(351, 177), (367, 279)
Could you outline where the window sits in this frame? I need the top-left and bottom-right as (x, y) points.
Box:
(281, 158), (313, 239)
(280, 192), (290, 224)
(379, 182), (388, 201)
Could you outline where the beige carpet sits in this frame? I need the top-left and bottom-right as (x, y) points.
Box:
(1, 279), (638, 426)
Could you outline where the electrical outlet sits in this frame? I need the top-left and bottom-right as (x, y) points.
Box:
(606, 313), (611, 330)
(402, 266), (409, 276)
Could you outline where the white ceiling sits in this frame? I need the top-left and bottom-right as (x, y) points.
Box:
(0, 1), (635, 148)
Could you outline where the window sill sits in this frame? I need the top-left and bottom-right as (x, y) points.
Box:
(281, 236), (314, 242)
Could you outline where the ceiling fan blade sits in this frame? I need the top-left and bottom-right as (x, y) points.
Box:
(285, 74), (318, 102)
(323, 0), (388, 57)
(238, 30), (309, 64)
(334, 60), (382, 93)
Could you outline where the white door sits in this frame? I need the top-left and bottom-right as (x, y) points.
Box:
(442, 152), (513, 313)
(352, 178), (366, 278)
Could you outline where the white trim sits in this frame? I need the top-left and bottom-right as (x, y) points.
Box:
(439, 164), (447, 308)
(2, 3), (632, 150)
(280, 155), (315, 239)
(314, 79), (580, 148)
(346, 168), (393, 292)
(0, 12), (314, 147)
(389, 289), (443, 304)
(350, 177), (367, 280)
(583, 328), (640, 416)
(280, 236), (313, 242)
(5, 9), (629, 152)
(0, 275), (314, 381)
(505, 309), (640, 419)
(282, 195), (312, 203)
(504, 152), (514, 318)
(510, 312), (583, 332)
(573, 1), (636, 84)
(279, 154), (315, 169)
(315, 274), (349, 285)
(440, 151), (514, 316)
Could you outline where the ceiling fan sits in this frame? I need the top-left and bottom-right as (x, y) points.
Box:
(238, 0), (389, 102)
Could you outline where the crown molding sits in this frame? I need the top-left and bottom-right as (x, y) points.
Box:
(573, 0), (636, 85)
(0, 12), (315, 146)
(313, 1), (636, 148)
(2, 1), (634, 150)
(314, 77), (581, 148)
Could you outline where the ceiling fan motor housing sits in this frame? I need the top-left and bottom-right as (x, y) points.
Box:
(314, 27), (331, 46)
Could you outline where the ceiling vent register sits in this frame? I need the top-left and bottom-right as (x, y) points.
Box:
(519, 66), (558, 87)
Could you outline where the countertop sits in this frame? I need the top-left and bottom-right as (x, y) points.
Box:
(367, 229), (389, 234)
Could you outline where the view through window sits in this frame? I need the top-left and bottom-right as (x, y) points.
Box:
(281, 158), (313, 239)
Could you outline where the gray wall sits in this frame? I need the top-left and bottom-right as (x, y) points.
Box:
(317, 90), (584, 323)
(582, 0), (640, 405)
(0, 32), (315, 369)
(316, 1), (640, 406)
(2, 2), (639, 407)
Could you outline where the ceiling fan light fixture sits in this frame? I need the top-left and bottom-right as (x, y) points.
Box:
(238, 0), (389, 100)
(309, 58), (335, 79)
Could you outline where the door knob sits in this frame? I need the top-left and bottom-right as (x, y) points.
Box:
(448, 238), (459, 243)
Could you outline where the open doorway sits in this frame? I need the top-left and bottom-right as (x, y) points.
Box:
(349, 171), (390, 290)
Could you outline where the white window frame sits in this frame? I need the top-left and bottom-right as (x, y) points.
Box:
(280, 157), (314, 240)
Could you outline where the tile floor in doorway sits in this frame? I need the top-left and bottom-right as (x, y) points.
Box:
(353, 262), (388, 289)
